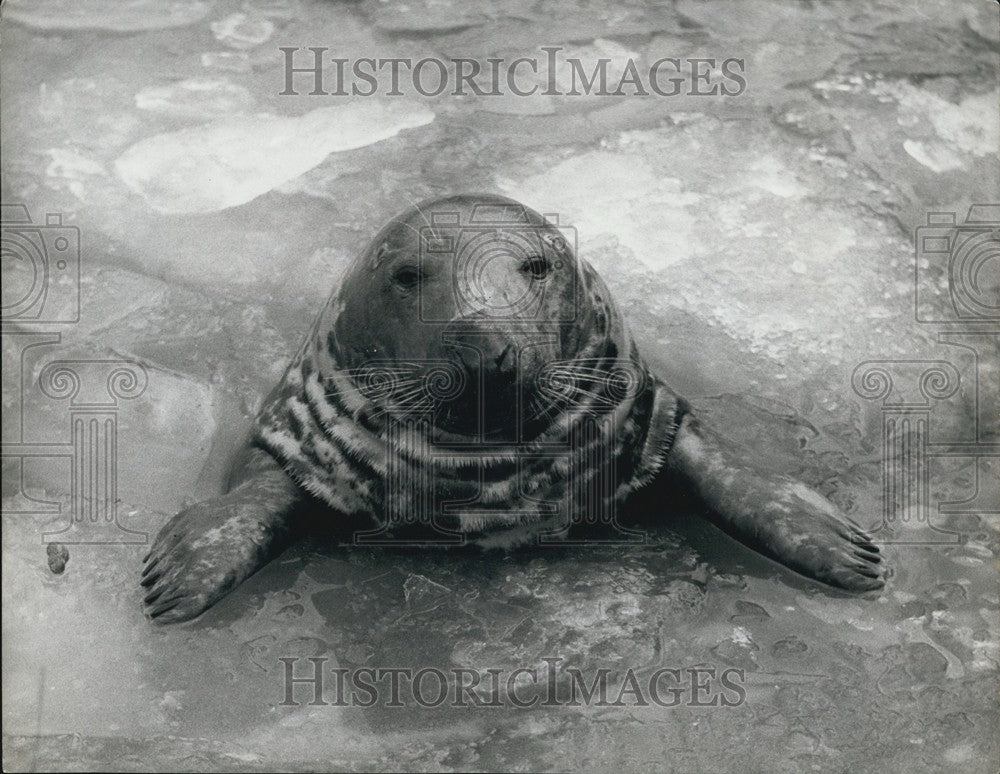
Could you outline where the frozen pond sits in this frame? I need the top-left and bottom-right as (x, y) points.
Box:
(2, 0), (998, 771)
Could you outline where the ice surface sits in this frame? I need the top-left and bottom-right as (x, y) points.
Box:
(210, 12), (276, 49)
(1, 0), (998, 771)
(134, 78), (257, 121)
(4, 0), (212, 31)
(114, 102), (435, 213)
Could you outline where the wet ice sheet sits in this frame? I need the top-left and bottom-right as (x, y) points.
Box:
(2, 0), (999, 771)
(115, 101), (435, 213)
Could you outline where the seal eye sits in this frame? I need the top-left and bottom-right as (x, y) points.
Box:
(520, 256), (551, 280)
(393, 266), (423, 290)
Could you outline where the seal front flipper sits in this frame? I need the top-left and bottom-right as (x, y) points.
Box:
(141, 447), (303, 623)
(664, 414), (885, 592)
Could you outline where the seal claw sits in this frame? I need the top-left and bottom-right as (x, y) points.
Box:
(140, 569), (162, 588)
(141, 556), (161, 579)
(148, 599), (181, 619)
(853, 551), (881, 564)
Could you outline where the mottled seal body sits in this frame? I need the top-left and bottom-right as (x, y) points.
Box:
(142, 194), (884, 623)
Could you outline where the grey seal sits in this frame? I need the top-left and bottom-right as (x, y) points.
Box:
(141, 193), (883, 623)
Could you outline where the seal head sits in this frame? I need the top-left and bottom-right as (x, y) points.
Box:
(256, 194), (685, 545)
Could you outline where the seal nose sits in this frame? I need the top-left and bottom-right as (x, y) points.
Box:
(442, 320), (522, 380)
(445, 338), (516, 378)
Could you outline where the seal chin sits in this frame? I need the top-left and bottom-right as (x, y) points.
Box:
(430, 360), (538, 442)
(425, 329), (554, 440)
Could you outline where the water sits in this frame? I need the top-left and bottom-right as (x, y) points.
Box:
(2, 0), (998, 771)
